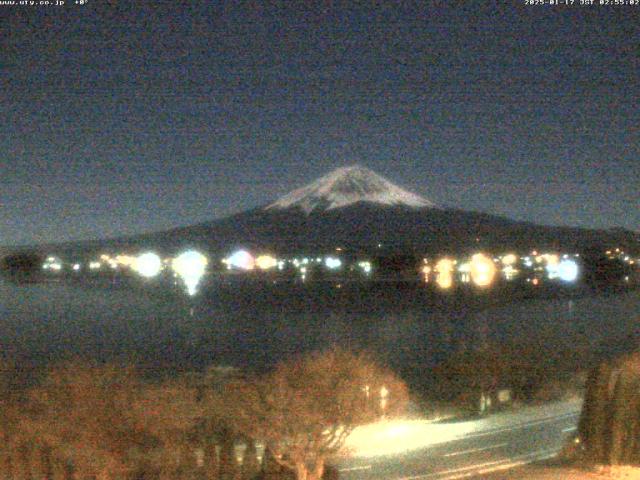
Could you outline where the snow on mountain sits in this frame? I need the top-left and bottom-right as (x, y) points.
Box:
(266, 165), (436, 214)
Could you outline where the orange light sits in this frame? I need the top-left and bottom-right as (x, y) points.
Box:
(435, 258), (454, 289)
(421, 265), (432, 283)
(470, 253), (496, 287)
(255, 255), (278, 270)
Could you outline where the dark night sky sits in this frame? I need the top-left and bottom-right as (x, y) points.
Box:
(2, 2), (639, 246)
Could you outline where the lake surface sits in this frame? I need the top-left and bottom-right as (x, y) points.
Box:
(1, 277), (639, 390)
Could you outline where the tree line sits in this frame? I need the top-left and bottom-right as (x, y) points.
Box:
(0, 349), (408, 480)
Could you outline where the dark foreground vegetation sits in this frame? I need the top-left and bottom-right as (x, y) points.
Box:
(578, 349), (640, 466)
(0, 348), (407, 480)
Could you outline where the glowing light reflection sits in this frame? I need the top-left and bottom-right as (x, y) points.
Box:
(172, 250), (208, 296)
(435, 258), (454, 289)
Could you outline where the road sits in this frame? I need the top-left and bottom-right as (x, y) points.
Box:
(337, 400), (581, 480)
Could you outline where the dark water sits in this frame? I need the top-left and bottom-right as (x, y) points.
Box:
(1, 277), (639, 388)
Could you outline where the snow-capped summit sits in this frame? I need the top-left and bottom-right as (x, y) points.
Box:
(266, 165), (436, 214)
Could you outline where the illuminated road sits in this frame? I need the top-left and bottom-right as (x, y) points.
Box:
(337, 400), (581, 480)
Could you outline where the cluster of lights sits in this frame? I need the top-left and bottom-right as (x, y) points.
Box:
(428, 255), (498, 289)
(325, 256), (342, 270)
(420, 249), (587, 289)
(221, 250), (356, 282)
(42, 256), (62, 271)
(606, 248), (637, 266)
(39, 243), (608, 295)
(67, 250), (212, 296)
(357, 261), (372, 275)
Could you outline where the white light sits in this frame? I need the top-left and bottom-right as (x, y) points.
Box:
(502, 265), (518, 280)
(43, 256), (63, 272)
(132, 252), (162, 278)
(359, 261), (372, 274)
(558, 259), (579, 282)
(226, 250), (255, 270)
(325, 257), (342, 270)
(72, 264), (80, 271)
(89, 261), (102, 270)
(172, 250), (208, 296)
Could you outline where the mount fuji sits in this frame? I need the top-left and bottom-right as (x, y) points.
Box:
(266, 165), (435, 214)
(32, 166), (638, 256)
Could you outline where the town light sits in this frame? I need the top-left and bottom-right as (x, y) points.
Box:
(557, 259), (579, 282)
(435, 258), (454, 289)
(325, 257), (342, 270)
(358, 260), (372, 274)
(172, 250), (208, 296)
(43, 256), (63, 272)
(226, 250), (255, 270)
(470, 253), (496, 287)
(502, 265), (518, 280)
(421, 264), (431, 282)
(458, 262), (471, 283)
(132, 252), (162, 278)
(255, 254), (277, 270)
(115, 254), (136, 267)
(501, 253), (518, 266)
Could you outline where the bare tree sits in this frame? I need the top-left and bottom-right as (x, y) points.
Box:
(130, 376), (205, 479)
(218, 348), (408, 480)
